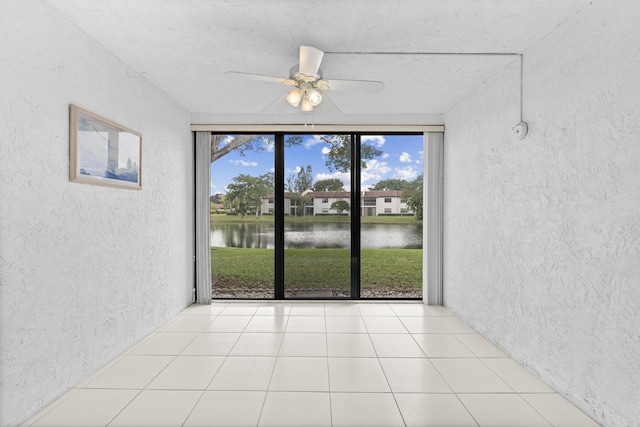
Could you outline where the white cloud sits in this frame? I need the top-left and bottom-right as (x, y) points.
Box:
(304, 135), (326, 148)
(367, 159), (392, 175)
(393, 166), (419, 181)
(361, 159), (392, 184)
(263, 139), (274, 152)
(381, 153), (390, 159)
(316, 171), (351, 191)
(219, 135), (233, 148)
(229, 159), (258, 167)
(361, 135), (386, 147)
(361, 171), (379, 184)
(399, 152), (412, 163)
(321, 146), (331, 155)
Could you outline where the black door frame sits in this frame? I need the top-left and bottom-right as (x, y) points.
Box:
(274, 132), (357, 299)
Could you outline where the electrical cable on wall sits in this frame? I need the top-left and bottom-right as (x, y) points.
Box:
(511, 54), (529, 140)
(325, 50), (529, 140)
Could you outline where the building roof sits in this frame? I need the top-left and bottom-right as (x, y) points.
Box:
(263, 190), (404, 199)
(362, 191), (403, 198)
(310, 191), (351, 198)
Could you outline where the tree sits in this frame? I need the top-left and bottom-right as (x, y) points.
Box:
(211, 134), (383, 176)
(370, 178), (407, 191)
(313, 178), (344, 192)
(289, 193), (311, 217)
(285, 165), (314, 217)
(225, 172), (274, 218)
(330, 200), (351, 215)
(285, 135), (382, 173)
(292, 165), (313, 193)
(403, 175), (423, 220)
(210, 193), (224, 204)
(210, 134), (273, 163)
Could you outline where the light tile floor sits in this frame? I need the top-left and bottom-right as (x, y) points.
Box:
(22, 302), (599, 427)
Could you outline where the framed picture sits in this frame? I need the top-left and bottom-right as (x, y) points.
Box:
(70, 105), (142, 190)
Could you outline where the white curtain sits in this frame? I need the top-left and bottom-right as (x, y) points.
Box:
(425, 132), (444, 305)
(195, 132), (212, 304)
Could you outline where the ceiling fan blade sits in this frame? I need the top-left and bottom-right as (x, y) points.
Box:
(261, 93), (293, 114)
(225, 71), (296, 86)
(312, 93), (342, 114)
(322, 79), (385, 93)
(299, 45), (324, 78)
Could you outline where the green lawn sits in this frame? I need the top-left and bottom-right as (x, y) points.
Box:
(211, 247), (422, 293)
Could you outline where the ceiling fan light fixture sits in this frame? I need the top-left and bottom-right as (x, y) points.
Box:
(227, 46), (384, 113)
(286, 88), (303, 107)
(307, 88), (323, 106)
(301, 96), (314, 112)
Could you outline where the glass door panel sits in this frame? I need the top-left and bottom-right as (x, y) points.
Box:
(283, 134), (352, 298)
(360, 134), (423, 298)
(210, 134), (275, 298)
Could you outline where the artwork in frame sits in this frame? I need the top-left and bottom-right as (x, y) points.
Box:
(70, 105), (142, 190)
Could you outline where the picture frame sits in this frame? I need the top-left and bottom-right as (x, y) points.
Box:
(70, 105), (142, 190)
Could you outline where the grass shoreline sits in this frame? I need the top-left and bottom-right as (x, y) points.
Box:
(211, 246), (422, 292)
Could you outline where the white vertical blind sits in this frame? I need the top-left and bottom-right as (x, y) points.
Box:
(425, 132), (444, 305)
(195, 132), (212, 304)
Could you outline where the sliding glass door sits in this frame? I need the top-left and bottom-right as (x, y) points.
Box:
(283, 134), (352, 297)
(359, 134), (424, 298)
(206, 131), (426, 300)
(209, 134), (275, 298)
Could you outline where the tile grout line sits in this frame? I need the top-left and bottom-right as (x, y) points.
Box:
(104, 389), (145, 427)
(323, 305), (334, 427)
(365, 304), (409, 427)
(182, 303), (261, 426)
(18, 388), (82, 427)
(26, 302), (592, 426)
(511, 393), (558, 427)
(425, 316), (518, 427)
(107, 309), (225, 426)
(179, 308), (252, 427)
(451, 393), (481, 427)
(255, 308), (291, 427)
(179, 389), (208, 427)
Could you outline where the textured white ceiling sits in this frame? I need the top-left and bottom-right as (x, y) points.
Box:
(44, 0), (591, 124)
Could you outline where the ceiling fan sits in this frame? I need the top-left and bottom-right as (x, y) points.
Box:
(226, 45), (384, 112)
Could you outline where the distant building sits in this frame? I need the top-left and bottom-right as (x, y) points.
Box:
(360, 190), (409, 216)
(261, 190), (412, 216)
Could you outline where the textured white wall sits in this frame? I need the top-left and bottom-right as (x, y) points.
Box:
(0, 1), (194, 426)
(443, 1), (640, 426)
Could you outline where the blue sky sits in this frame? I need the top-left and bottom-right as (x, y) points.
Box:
(210, 134), (424, 195)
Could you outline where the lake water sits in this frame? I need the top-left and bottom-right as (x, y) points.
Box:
(211, 222), (422, 249)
